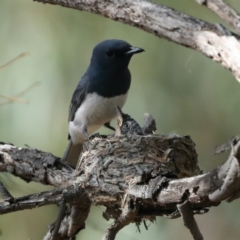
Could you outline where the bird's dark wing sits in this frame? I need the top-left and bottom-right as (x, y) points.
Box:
(68, 74), (89, 122)
(104, 122), (116, 131)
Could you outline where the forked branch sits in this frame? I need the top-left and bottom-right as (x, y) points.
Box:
(1, 135), (240, 239)
(34, 0), (240, 82)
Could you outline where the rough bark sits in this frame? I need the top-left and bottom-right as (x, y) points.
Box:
(34, 0), (240, 82)
(1, 134), (240, 239)
(194, 0), (240, 34)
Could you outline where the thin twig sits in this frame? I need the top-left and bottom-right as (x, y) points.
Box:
(15, 81), (40, 98)
(0, 52), (29, 69)
(0, 95), (28, 104)
(194, 0), (240, 34)
(212, 136), (240, 155)
(0, 189), (63, 215)
(0, 52), (39, 106)
(0, 81), (40, 105)
(177, 200), (203, 240)
(102, 221), (128, 240)
(0, 186), (85, 215)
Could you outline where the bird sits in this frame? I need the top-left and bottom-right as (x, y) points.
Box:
(115, 106), (157, 136)
(142, 113), (157, 135)
(115, 106), (144, 136)
(62, 39), (144, 167)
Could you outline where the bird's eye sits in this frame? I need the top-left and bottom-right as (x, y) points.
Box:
(106, 50), (115, 57)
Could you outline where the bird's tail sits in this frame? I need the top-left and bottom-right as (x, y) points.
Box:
(62, 140), (83, 168)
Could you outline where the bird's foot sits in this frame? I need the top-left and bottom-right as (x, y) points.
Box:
(89, 132), (103, 140)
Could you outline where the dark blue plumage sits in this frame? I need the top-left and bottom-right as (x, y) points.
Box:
(62, 39), (144, 167)
(87, 40), (136, 97)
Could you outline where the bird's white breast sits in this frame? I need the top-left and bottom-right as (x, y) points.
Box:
(69, 92), (128, 144)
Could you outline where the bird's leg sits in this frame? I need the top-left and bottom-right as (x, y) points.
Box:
(81, 124), (89, 138)
(104, 122), (116, 131)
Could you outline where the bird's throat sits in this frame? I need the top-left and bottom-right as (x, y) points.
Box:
(88, 68), (131, 98)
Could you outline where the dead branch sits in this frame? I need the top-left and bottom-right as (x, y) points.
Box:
(102, 196), (139, 240)
(0, 82), (40, 106)
(43, 197), (91, 240)
(194, 0), (240, 34)
(0, 53), (39, 105)
(177, 200), (203, 240)
(0, 143), (74, 186)
(34, 0), (240, 82)
(0, 52), (28, 70)
(1, 133), (240, 239)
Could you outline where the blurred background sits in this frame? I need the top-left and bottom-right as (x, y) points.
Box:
(1, 0), (240, 239)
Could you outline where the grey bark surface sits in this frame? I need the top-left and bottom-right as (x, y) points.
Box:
(34, 0), (240, 82)
(194, 0), (240, 34)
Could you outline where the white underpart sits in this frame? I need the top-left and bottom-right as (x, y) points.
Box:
(69, 92), (128, 144)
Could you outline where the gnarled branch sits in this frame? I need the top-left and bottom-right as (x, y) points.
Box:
(194, 0), (240, 34)
(34, 0), (240, 82)
(1, 134), (240, 239)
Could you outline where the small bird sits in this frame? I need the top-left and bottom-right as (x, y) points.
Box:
(62, 39), (144, 167)
(115, 106), (144, 136)
(142, 113), (157, 135)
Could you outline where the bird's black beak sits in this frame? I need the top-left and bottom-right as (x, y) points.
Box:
(125, 46), (144, 55)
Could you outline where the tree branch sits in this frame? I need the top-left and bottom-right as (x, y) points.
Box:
(0, 52), (28, 70)
(34, 0), (240, 82)
(0, 182), (14, 202)
(0, 188), (65, 215)
(1, 134), (240, 239)
(0, 108), (239, 239)
(194, 0), (240, 34)
(102, 196), (139, 240)
(0, 182), (89, 239)
(43, 199), (91, 240)
(177, 200), (203, 240)
(0, 143), (74, 187)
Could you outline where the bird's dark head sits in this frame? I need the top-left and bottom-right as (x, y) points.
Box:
(90, 39), (144, 71)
